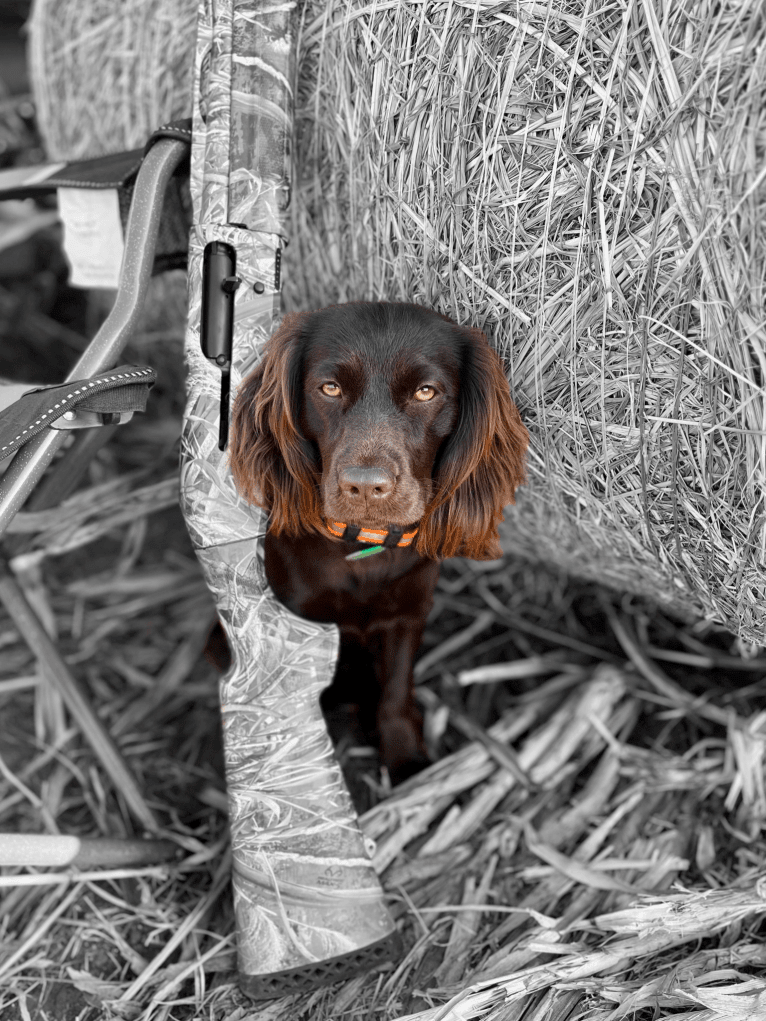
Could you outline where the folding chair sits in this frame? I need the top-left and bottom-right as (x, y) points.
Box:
(0, 126), (191, 841)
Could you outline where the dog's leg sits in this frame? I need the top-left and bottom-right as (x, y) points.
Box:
(370, 614), (432, 785)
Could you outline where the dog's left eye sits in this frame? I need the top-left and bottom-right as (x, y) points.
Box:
(321, 382), (342, 398)
(414, 385), (436, 402)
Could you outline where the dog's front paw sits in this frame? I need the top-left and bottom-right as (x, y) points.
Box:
(386, 753), (431, 787)
(379, 717), (431, 786)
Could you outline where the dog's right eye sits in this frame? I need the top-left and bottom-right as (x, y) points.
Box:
(321, 382), (342, 398)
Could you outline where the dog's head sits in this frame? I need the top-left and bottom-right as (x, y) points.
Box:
(229, 302), (528, 560)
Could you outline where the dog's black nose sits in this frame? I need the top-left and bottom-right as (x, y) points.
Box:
(339, 466), (394, 500)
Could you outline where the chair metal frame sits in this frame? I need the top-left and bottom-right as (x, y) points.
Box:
(0, 137), (189, 534)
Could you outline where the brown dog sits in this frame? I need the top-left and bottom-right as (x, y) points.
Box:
(228, 302), (528, 783)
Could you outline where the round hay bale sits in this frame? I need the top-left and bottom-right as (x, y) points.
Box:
(284, 0), (766, 645)
(27, 0), (766, 645)
(28, 0), (198, 159)
(27, 0), (197, 363)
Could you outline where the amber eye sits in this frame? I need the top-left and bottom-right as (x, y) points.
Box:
(414, 385), (436, 402)
(321, 382), (342, 398)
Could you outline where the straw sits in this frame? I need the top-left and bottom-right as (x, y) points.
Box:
(285, 0), (766, 645)
(28, 0), (198, 160)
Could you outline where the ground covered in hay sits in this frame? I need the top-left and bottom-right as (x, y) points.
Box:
(1, 266), (766, 1019)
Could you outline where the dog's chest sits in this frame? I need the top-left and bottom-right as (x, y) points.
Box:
(264, 532), (435, 628)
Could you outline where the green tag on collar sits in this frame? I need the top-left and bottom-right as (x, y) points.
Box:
(345, 545), (385, 561)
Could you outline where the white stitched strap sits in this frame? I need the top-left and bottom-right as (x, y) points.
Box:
(0, 367), (154, 454)
(154, 123), (192, 138)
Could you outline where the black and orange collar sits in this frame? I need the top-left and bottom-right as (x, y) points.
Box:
(325, 519), (418, 560)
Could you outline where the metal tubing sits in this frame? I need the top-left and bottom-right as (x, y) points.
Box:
(0, 138), (188, 537)
(0, 834), (178, 868)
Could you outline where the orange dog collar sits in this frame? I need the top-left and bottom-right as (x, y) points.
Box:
(325, 520), (418, 548)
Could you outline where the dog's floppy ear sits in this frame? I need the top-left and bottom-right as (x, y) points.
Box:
(418, 327), (529, 561)
(229, 312), (324, 535)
